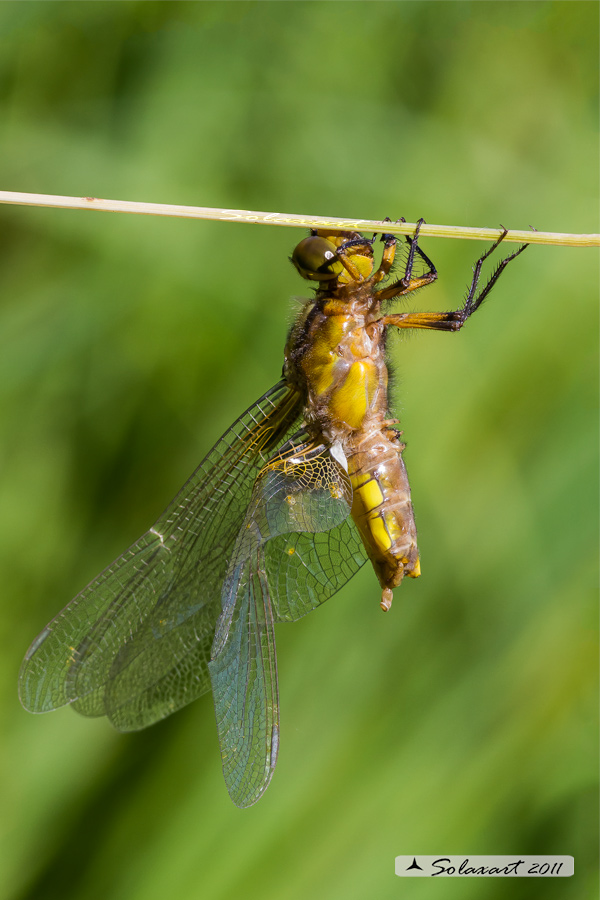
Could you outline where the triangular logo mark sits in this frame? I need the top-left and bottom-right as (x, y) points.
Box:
(406, 858), (423, 871)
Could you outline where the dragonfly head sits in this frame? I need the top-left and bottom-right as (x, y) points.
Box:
(291, 231), (374, 285)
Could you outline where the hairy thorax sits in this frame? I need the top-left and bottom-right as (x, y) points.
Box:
(284, 284), (389, 445)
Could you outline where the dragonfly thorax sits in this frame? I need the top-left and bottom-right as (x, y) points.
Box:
(285, 296), (388, 443)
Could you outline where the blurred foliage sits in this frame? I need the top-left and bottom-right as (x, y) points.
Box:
(0, 2), (597, 899)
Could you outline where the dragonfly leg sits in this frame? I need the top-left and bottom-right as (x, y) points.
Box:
(333, 235), (379, 282)
(376, 218), (439, 299)
(380, 231), (529, 332)
(370, 217), (397, 284)
(370, 239), (395, 284)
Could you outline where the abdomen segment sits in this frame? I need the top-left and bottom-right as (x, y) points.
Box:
(347, 430), (419, 610)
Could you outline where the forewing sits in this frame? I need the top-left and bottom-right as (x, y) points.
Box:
(209, 440), (357, 807)
(19, 381), (302, 730)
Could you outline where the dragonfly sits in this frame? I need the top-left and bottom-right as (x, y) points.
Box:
(19, 219), (528, 807)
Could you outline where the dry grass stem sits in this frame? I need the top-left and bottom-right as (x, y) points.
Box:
(0, 190), (597, 247)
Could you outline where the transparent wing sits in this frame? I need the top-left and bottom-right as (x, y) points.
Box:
(268, 521), (367, 623)
(209, 439), (364, 807)
(19, 380), (303, 730)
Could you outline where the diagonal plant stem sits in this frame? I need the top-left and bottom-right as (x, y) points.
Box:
(0, 190), (597, 247)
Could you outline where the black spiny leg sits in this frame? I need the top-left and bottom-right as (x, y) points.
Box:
(380, 229), (529, 332)
(377, 218), (439, 300)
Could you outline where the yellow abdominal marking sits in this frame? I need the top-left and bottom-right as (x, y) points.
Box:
(356, 478), (383, 512)
(369, 516), (392, 552)
(350, 473), (410, 557)
(383, 511), (402, 543)
(408, 557), (421, 577)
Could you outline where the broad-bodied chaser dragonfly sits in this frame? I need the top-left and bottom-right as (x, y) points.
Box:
(19, 220), (528, 807)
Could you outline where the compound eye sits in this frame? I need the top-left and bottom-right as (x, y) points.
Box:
(291, 236), (342, 282)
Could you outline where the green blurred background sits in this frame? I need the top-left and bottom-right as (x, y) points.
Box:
(0, 2), (597, 898)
